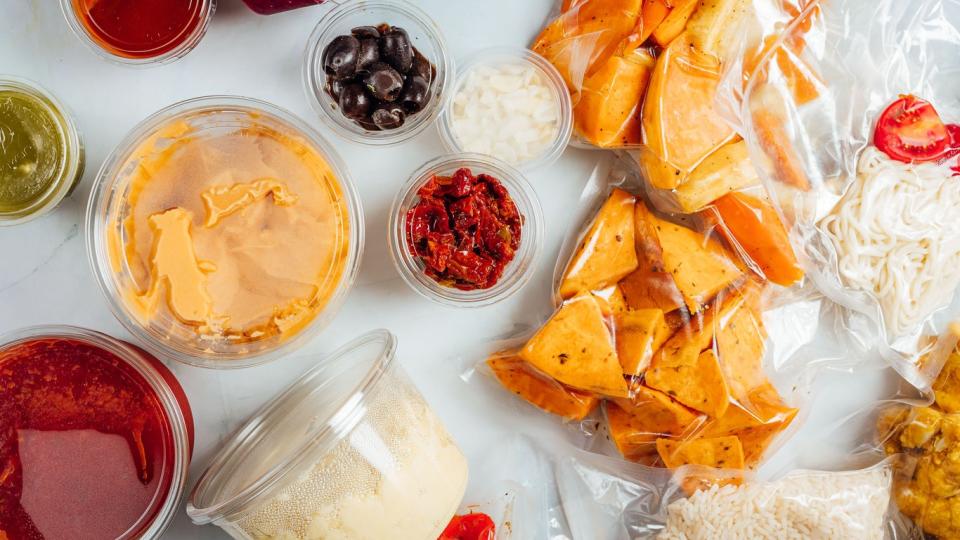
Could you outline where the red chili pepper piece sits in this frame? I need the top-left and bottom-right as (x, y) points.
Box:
(405, 167), (522, 291)
(438, 513), (496, 540)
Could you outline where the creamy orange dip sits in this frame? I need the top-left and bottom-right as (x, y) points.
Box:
(106, 115), (349, 351)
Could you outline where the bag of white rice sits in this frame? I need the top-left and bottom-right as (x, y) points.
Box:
(658, 466), (893, 540)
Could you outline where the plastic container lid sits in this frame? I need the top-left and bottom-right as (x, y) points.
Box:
(187, 329), (398, 523)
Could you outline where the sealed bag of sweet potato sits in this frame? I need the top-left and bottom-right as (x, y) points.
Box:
(474, 157), (822, 475)
(712, 0), (960, 390)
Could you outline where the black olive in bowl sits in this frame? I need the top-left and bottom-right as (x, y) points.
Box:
(321, 23), (436, 132)
(380, 27), (413, 73)
(372, 104), (406, 130)
(323, 35), (360, 80)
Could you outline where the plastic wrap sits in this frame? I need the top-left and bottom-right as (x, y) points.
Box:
(718, 0), (960, 389)
(478, 158), (821, 475)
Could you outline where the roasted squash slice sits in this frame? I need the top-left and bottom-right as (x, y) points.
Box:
(575, 49), (655, 148)
(669, 139), (760, 213)
(655, 219), (743, 313)
(711, 191), (802, 286)
(488, 354), (599, 420)
(559, 188), (639, 298)
(520, 293), (629, 397)
(615, 308), (672, 375)
(642, 32), (736, 187)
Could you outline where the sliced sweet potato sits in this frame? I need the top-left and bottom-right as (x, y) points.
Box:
(749, 85), (811, 190)
(575, 49), (655, 148)
(639, 0), (672, 44)
(619, 201), (686, 312)
(685, 0), (749, 59)
(656, 435), (744, 470)
(597, 285), (630, 315)
(488, 354), (599, 420)
(711, 192), (802, 286)
(560, 188), (639, 298)
(533, 0), (644, 89)
(607, 385), (704, 462)
(642, 32), (736, 187)
(656, 220), (743, 312)
(651, 0), (699, 47)
(615, 308), (672, 375)
(670, 140), (760, 213)
(715, 298), (767, 405)
(647, 347), (730, 417)
(700, 390), (797, 467)
(520, 293), (629, 397)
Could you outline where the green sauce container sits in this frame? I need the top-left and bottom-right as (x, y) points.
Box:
(0, 77), (84, 225)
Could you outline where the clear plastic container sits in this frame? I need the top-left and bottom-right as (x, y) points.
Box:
(59, 0), (216, 66)
(389, 154), (544, 308)
(302, 0), (453, 146)
(187, 329), (468, 539)
(0, 325), (194, 539)
(0, 76), (85, 226)
(439, 47), (573, 171)
(86, 96), (364, 369)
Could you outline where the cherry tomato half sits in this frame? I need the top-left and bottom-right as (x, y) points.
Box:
(874, 95), (952, 163)
(438, 513), (496, 540)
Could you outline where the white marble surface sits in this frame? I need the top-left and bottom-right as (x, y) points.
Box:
(0, 1), (901, 538)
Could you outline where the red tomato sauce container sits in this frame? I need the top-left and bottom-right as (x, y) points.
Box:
(59, 0), (215, 65)
(0, 326), (194, 539)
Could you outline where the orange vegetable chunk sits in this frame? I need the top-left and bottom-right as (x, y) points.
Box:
(487, 354), (599, 420)
(560, 188), (639, 298)
(520, 294), (629, 397)
(712, 192), (803, 286)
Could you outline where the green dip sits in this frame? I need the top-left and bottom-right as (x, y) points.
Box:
(0, 87), (74, 216)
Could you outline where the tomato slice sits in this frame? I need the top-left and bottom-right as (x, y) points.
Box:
(943, 123), (960, 160)
(873, 95), (950, 163)
(438, 513), (496, 540)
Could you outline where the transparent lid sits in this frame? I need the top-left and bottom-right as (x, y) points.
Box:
(187, 329), (397, 523)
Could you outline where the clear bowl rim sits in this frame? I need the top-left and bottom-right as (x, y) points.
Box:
(85, 95), (365, 369)
(58, 0), (216, 67)
(0, 324), (193, 539)
(388, 153), (544, 308)
(186, 329), (398, 524)
(0, 75), (84, 226)
(302, 0), (454, 146)
(437, 46), (573, 172)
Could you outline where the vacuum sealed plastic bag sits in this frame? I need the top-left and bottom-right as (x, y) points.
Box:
(718, 0), (960, 389)
(478, 158), (821, 475)
(530, 0), (752, 156)
(872, 324), (960, 540)
(554, 438), (915, 540)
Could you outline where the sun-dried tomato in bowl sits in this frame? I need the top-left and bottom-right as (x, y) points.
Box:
(405, 167), (523, 290)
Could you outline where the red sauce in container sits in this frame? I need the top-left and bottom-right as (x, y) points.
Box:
(70, 0), (208, 60)
(0, 331), (193, 539)
(241, 0), (324, 15)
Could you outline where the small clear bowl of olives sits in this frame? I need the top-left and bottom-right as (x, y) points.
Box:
(304, 0), (452, 146)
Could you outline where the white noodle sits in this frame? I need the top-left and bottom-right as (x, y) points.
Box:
(820, 146), (960, 337)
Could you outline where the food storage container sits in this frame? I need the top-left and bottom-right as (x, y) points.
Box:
(187, 329), (469, 539)
(0, 325), (194, 539)
(0, 76), (85, 226)
(389, 154), (544, 308)
(439, 47), (573, 171)
(59, 0), (215, 66)
(86, 96), (363, 369)
(303, 0), (453, 146)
